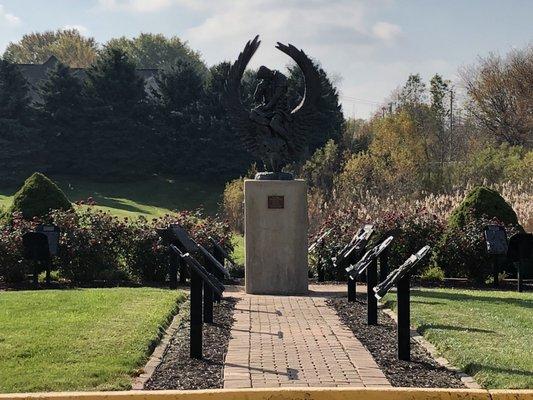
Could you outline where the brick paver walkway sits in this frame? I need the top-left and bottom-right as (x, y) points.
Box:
(223, 285), (390, 388)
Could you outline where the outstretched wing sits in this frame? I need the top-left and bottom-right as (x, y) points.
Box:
(275, 42), (321, 156)
(224, 35), (261, 155)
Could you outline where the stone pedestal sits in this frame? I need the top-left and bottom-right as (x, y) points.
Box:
(244, 179), (308, 295)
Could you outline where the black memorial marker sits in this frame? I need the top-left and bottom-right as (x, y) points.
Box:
(308, 228), (332, 253)
(22, 232), (49, 285)
(208, 236), (234, 302)
(310, 228), (334, 282)
(374, 245), (431, 361)
(172, 245), (224, 360)
(345, 235), (393, 324)
(157, 224), (198, 288)
(161, 225), (229, 323)
(334, 225), (374, 302)
(36, 224), (60, 256)
(484, 225), (508, 288)
(197, 242), (230, 314)
(22, 224), (60, 285)
(507, 233), (533, 292)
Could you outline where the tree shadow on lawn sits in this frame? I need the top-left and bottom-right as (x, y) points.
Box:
(91, 196), (148, 214)
(417, 323), (495, 334)
(465, 363), (533, 379)
(410, 300), (446, 306)
(59, 177), (224, 215)
(411, 289), (533, 309)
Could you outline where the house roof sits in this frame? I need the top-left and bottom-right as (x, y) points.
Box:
(17, 56), (159, 102)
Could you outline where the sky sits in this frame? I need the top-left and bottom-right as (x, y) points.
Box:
(0, 0), (531, 119)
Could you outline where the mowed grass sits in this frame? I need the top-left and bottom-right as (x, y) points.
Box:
(384, 288), (533, 389)
(0, 288), (186, 393)
(231, 234), (245, 265)
(0, 176), (225, 218)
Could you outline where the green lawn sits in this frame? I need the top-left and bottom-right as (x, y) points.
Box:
(231, 234), (245, 265)
(384, 288), (533, 389)
(0, 288), (186, 393)
(0, 176), (224, 218)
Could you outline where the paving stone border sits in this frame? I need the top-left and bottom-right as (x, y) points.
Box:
(329, 295), (465, 388)
(145, 298), (237, 390)
(132, 303), (188, 390)
(381, 306), (481, 389)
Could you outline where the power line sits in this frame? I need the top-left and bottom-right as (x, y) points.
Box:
(339, 95), (382, 105)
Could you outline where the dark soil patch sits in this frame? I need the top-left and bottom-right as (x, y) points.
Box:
(145, 297), (236, 390)
(328, 295), (465, 388)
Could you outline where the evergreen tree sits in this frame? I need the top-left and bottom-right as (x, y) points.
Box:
(155, 61), (204, 113)
(0, 60), (41, 184)
(38, 62), (87, 173)
(196, 62), (255, 178)
(83, 48), (152, 177)
(0, 59), (30, 120)
(151, 61), (205, 175)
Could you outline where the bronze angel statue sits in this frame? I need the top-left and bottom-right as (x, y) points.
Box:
(224, 35), (321, 180)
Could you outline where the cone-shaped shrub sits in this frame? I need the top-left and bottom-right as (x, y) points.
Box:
(448, 186), (519, 230)
(8, 172), (71, 220)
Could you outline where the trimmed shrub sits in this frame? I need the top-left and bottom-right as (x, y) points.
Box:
(420, 265), (445, 283)
(8, 173), (71, 220)
(222, 178), (244, 233)
(431, 215), (520, 283)
(448, 186), (520, 230)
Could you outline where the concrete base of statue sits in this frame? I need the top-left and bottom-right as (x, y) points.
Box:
(244, 179), (308, 295)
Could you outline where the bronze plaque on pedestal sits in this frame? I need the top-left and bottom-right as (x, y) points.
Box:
(268, 195), (284, 209)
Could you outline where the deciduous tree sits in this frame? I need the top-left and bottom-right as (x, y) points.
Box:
(461, 46), (533, 147)
(3, 29), (98, 67)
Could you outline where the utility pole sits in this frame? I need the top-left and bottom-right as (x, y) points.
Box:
(449, 88), (454, 162)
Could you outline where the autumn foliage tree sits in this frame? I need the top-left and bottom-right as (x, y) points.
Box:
(461, 45), (533, 147)
(3, 29), (98, 67)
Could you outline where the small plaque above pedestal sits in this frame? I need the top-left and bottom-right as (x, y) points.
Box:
(268, 195), (284, 209)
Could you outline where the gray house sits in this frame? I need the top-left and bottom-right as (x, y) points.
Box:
(18, 56), (160, 103)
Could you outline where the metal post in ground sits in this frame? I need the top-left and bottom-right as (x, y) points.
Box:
(517, 261), (523, 293)
(169, 250), (178, 289)
(347, 278), (356, 302)
(189, 269), (203, 359)
(397, 273), (410, 361)
(367, 259), (377, 325)
(203, 256), (214, 324)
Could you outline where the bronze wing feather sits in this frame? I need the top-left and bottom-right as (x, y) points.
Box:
(224, 35), (261, 155)
(275, 42), (321, 156)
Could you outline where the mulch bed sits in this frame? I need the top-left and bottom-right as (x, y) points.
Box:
(328, 295), (465, 388)
(145, 297), (237, 390)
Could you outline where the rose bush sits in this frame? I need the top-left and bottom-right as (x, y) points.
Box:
(0, 206), (233, 287)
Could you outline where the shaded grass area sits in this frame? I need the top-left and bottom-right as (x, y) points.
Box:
(0, 176), (225, 218)
(0, 288), (186, 393)
(384, 288), (533, 389)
